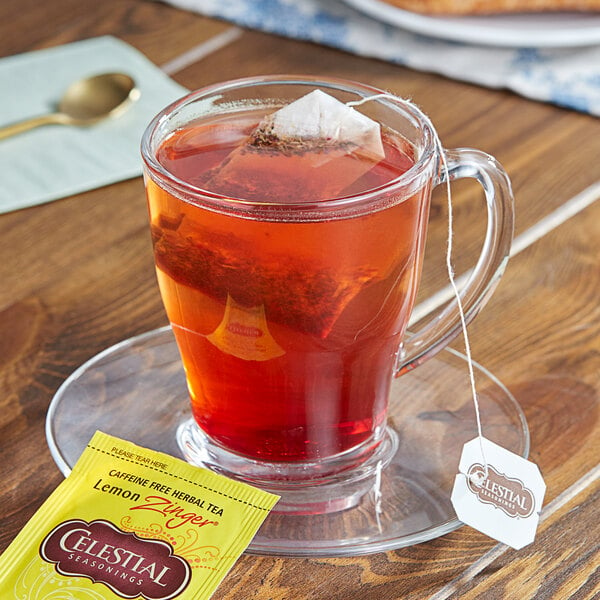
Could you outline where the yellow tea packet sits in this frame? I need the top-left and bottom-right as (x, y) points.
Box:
(0, 431), (279, 599)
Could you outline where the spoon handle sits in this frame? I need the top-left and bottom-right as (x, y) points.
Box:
(0, 113), (68, 140)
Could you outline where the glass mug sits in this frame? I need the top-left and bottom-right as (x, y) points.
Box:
(141, 76), (513, 512)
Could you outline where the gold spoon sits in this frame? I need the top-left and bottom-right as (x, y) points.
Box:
(0, 72), (140, 140)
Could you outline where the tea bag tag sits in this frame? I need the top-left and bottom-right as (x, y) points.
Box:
(348, 93), (547, 548)
(258, 89), (385, 160)
(451, 436), (546, 549)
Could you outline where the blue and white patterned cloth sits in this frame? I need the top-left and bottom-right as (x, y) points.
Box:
(166, 0), (600, 117)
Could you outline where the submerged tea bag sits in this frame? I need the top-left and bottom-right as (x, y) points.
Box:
(152, 218), (379, 339)
(200, 89), (386, 202)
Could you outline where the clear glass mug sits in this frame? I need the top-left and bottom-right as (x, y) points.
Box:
(141, 75), (513, 512)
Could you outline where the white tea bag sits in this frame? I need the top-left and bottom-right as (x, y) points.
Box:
(200, 90), (386, 202)
(261, 89), (384, 159)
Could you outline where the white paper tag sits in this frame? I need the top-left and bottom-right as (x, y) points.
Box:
(451, 437), (546, 549)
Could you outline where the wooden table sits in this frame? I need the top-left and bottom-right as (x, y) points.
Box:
(1, 1), (598, 598)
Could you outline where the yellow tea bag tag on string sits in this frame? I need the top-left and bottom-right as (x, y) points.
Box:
(207, 294), (285, 361)
(0, 431), (279, 599)
(451, 437), (546, 549)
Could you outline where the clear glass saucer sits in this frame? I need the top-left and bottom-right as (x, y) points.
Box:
(46, 326), (529, 557)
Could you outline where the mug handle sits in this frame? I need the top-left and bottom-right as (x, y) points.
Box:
(395, 147), (514, 376)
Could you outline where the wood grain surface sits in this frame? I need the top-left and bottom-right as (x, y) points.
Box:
(1, 1), (598, 599)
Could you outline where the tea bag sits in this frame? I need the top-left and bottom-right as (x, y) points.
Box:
(260, 89), (384, 158)
(199, 89), (386, 202)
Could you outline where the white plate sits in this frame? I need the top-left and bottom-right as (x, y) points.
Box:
(343, 0), (600, 47)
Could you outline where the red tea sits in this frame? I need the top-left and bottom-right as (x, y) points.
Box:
(146, 109), (430, 462)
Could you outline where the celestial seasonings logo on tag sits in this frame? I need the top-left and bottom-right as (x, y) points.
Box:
(451, 437), (546, 550)
(466, 464), (535, 519)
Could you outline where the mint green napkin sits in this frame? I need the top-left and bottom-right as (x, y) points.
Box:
(0, 36), (188, 213)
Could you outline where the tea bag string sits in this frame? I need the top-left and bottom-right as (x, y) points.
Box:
(347, 94), (489, 484)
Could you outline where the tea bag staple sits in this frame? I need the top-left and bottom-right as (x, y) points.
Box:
(200, 89), (386, 201)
